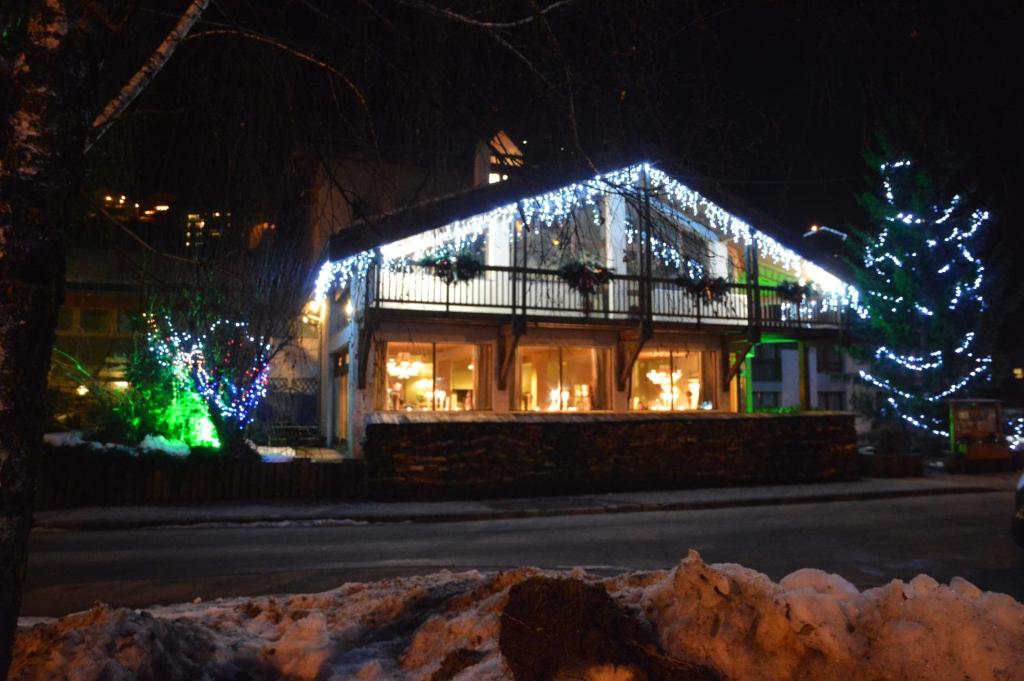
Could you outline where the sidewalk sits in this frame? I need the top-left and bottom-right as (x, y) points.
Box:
(34, 471), (1016, 531)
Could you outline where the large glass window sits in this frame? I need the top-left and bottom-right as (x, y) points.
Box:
(630, 349), (711, 411)
(625, 208), (713, 279)
(520, 209), (605, 269)
(382, 342), (489, 411)
(517, 346), (609, 411)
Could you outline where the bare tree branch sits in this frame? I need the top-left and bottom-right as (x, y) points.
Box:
(396, 0), (559, 91)
(526, 0), (594, 171)
(394, 0), (577, 30)
(86, 0), (210, 153)
(182, 27), (378, 146)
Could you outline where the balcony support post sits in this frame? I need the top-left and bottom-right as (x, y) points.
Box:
(725, 341), (753, 386)
(640, 170), (654, 328)
(497, 320), (524, 391)
(355, 314), (375, 390)
(798, 340), (811, 411)
(745, 241), (762, 344)
(616, 321), (652, 392)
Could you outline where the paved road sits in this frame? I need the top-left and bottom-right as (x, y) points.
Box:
(22, 491), (1024, 617)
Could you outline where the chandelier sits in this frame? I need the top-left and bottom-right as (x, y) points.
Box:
(387, 353), (424, 379)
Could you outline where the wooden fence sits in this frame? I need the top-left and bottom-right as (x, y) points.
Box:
(34, 445), (366, 507)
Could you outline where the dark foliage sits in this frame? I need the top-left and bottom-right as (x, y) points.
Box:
(776, 281), (814, 304)
(557, 260), (612, 295)
(676, 273), (729, 303)
(416, 251), (485, 285)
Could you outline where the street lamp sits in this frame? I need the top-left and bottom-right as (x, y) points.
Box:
(804, 224), (848, 240)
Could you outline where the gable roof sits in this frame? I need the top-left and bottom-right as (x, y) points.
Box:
(328, 163), (612, 261)
(324, 161), (855, 295)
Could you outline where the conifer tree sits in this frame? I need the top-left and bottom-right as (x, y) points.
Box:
(850, 150), (992, 437)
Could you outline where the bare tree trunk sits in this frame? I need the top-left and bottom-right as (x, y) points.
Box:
(0, 3), (93, 677)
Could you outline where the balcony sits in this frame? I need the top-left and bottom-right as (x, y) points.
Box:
(361, 263), (845, 331)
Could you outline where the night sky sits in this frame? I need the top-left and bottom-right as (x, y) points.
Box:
(87, 0), (1023, 360)
(103, 1), (1021, 233)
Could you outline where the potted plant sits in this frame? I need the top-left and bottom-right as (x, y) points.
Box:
(776, 281), (814, 304)
(417, 250), (485, 285)
(676, 272), (729, 303)
(557, 259), (613, 295)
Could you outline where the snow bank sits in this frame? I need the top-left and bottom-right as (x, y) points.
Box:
(42, 431), (134, 454)
(12, 554), (1024, 681)
(254, 443), (298, 463)
(139, 434), (190, 456)
(43, 431), (190, 456)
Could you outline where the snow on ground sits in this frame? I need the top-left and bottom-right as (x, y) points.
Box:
(44, 432), (318, 462)
(139, 434), (190, 456)
(42, 431), (134, 454)
(253, 443), (298, 463)
(43, 431), (190, 456)
(12, 551), (1024, 681)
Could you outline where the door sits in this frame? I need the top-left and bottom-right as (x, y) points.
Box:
(333, 350), (349, 447)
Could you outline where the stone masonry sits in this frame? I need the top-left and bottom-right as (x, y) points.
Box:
(364, 411), (858, 499)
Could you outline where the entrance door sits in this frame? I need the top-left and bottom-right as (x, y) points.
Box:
(333, 350), (349, 447)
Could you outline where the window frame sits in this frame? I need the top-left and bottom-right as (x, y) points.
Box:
(514, 344), (611, 412)
(629, 348), (713, 411)
(379, 340), (491, 412)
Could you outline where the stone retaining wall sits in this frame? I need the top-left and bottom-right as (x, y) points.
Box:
(364, 411), (858, 499)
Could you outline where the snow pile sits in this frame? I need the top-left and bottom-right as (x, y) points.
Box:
(43, 431), (190, 456)
(639, 550), (1024, 681)
(12, 605), (214, 680)
(42, 431), (134, 454)
(12, 554), (1024, 681)
(139, 434), (190, 456)
(253, 443), (298, 463)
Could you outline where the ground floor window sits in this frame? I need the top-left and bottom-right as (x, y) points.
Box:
(818, 390), (846, 411)
(381, 341), (490, 411)
(630, 349), (715, 411)
(753, 391), (781, 409)
(517, 345), (610, 411)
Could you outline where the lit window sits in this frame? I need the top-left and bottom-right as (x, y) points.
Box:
(516, 346), (609, 411)
(1014, 367), (1024, 380)
(630, 349), (711, 411)
(382, 342), (488, 411)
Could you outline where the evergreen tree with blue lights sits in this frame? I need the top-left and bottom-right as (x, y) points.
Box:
(850, 150), (992, 438)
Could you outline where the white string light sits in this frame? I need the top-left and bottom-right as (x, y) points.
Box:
(312, 162), (862, 315)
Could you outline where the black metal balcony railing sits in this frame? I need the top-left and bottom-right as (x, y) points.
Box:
(365, 263), (844, 330)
